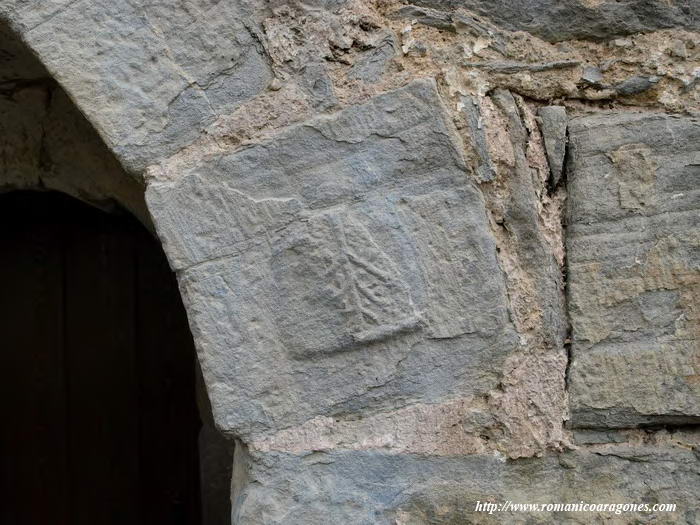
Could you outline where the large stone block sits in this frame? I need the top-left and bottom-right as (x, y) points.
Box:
(147, 79), (517, 437)
(408, 0), (700, 42)
(231, 442), (700, 524)
(567, 112), (700, 428)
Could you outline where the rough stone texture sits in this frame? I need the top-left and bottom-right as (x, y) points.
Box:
(0, 0), (272, 173)
(567, 112), (700, 428)
(148, 79), (518, 440)
(454, 88), (570, 460)
(2, 1), (700, 523)
(348, 33), (398, 84)
(231, 438), (700, 524)
(1, 22), (236, 522)
(0, 21), (149, 226)
(409, 0), (700, 42)
(537, 106), (568, 188)
(460, 95), (496, 182)
(614, 74), (661, 96)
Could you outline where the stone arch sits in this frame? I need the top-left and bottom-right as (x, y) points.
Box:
(0, 19), (233, 525)
(0, 2), (278, 441)
(1, 6), (539, 522)
(0, 20), (149, 225)
(1, 0), (526, 476)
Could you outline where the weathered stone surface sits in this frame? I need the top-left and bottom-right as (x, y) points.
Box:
(462, 60), (580, 74)
(537, 106), (568, 188)
(451, 89), (571, 460)
(0, 0), (272, 173)
(572, 429), (631, 445)
(231, 442), (700, 524)
(488, 89), (568, 349)
(567, 112), (700, 427)
(614, 74), (661, 96)
(348, 33), (397, 84)
(461, 95), (496, 182)
(410, 0), (700, 42)
(581, 66), (604, 86)
(2, 1), (699, 522)
(148, 79), (517, 437)
(391, 5), (456, 32)
(0, 25), (149, 225)
(391, 5), (508, 53)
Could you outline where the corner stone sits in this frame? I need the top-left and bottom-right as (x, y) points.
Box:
(566, 112), (700, 428)
(147, 79), (517, 437)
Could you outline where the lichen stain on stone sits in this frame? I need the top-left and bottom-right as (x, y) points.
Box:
(607, 143), (658, 210)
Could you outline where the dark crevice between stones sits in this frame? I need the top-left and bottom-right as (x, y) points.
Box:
(570, 405), (700, 431)
(546, 120), (569, 197)
(560, 124), (574, 413)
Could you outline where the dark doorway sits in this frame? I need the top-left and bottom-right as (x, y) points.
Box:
(0, 191), (202, 524)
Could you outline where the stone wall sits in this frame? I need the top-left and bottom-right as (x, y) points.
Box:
(1, 1), (698, 523)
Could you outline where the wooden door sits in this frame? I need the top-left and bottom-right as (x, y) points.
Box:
(0, 191), (202, 525)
